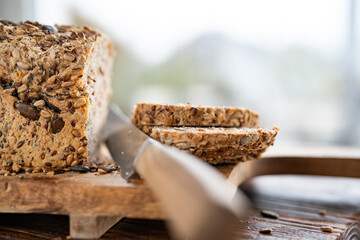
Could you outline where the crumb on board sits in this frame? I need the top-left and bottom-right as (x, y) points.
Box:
(320, 226), (333, 233)
(319, 209), (327, 216)
(259, 228), (272, 234)
(260, 210), (279, 219)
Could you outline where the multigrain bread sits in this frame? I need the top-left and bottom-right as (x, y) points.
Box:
(132, 103), (259, 128)
(0, 20), (113, 174)
(133, 103), (278, 163)
(145, 126), (279, 164)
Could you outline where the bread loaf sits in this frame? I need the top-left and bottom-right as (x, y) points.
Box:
(0, 20), (113, 174)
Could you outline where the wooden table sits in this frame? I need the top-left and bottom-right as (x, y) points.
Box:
(0, 174), (359, 239)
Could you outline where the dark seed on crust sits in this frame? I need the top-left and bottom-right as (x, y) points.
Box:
(0, 76), (6, 84)
(41, 153), (45, 159)
(11, 88), (18, 98)
(42, 96), (61, 114)
(190, 107), (199, 116)
(0, 131), (2, 137)
(69, 165), (90, 173)
(26, 73), (34, 85)
(42, 25), (57, 34)
(14, 102), (40, 120)
(51, 117), (65, 134)
(261, 210), (279, 219)
(1, 84), (14, 90)
(145, 110), (151, 115)
(17, 140), (25, 148)
(45, 162), (52, 167)
(70, 120), (76, 127)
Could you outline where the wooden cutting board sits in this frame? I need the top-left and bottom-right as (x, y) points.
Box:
(0, 144), (360, 239)
(0, 143), (240, 239)
(0, 175), (359, 240)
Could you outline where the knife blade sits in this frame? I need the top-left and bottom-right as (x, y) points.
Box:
(105, 105), (250, 240)
(104, 106), (147, 179)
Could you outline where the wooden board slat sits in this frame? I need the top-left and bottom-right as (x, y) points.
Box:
(0, 171), (164, 219)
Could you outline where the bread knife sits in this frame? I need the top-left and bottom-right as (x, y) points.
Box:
(104, 106), (249, 240)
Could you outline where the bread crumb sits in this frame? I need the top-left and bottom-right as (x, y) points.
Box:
(320, 226), (333, 233)
(259, 228), (272, 234)
(319, 209), (326, 216)
(97, 168), (107, 174)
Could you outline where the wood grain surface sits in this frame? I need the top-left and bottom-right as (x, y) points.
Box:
(0, 171), (165, 219)
(0, 144), (360, 239)
(0, 175), (359, 239)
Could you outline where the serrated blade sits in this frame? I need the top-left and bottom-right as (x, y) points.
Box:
(104, 106), (148, 179)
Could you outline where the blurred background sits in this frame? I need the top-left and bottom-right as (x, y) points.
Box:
(0, 0), (359, 146)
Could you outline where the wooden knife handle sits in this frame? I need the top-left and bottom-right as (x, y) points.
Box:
(134, 139), (249, 240)
(227, 155), (360, 190)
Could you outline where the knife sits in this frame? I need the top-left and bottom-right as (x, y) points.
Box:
(105, 106), (250, 240)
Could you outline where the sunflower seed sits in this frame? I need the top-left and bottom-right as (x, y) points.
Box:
(320, 226), (333, 233)
(260, 210), (279, 219)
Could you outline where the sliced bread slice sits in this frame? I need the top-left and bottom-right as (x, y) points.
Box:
(144, 126), (279, 164)
(132, 103), (259, 128)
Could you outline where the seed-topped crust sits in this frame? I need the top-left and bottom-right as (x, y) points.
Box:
(131, 103), (259, 128)
(144, 126), (279, 164)
(0, 20), (113, 174)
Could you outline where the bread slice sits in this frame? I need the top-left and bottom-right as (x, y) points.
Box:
(186, 147), (270, 164)
(145, 126), (279, 164)
(0, 21), (113, 174)
(132, 103), (259, 128)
